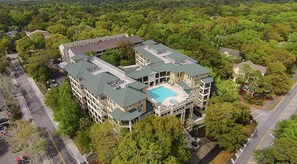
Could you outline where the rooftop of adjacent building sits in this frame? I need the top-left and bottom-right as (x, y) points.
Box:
(26, 30), (51, 38)
(234, 60), (267, 75)
(60, 33), (143, 55)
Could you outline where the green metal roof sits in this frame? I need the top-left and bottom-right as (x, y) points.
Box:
(151, 44), (171, 53)
(142, 40), (157, 45)
(126, 66), (156, 79)
(128, 81), (147, 90)
(81, 72), (118, 96)
(201, 77), (213, 84)
(70, 54), (89, 62)
(167, 51), (197, 63)
(171, 63), (210, 76)
(150, 63), (175, 72)
(177, 81), (191, 90)
(104, 86), (148, 108)
(109, 108), (141, 121)
(64, 60), (96, 79)
(134, 46), (163, 63)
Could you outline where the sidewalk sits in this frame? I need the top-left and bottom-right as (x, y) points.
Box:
(27, 78), (87, 164)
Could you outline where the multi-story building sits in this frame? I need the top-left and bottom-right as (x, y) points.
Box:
(64, 38), (213, 131)
(59, 33), (143, 64)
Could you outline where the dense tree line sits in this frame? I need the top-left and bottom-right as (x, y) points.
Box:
(45, 82), (85, 136)
(0, 1), (295, 97)
(205, 81), (252, 152)
(90, 116), (190, 163)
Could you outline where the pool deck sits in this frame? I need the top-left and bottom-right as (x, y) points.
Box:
(147, 83), (189, 106)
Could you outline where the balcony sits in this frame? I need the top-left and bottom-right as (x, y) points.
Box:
(154, 96), (194, 115)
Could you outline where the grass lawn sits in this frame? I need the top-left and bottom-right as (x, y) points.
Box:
(210, 151), (234, 164)
(268, 96), (284, 110)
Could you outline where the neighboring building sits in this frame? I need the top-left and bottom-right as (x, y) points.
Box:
(233, 60), (267, 76)
(26, 30), (51, 38)
(64, 40), (213, 131)
(219, 47), (242, 61)
(59, 33), (143, 64)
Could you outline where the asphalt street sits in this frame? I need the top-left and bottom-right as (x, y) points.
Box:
(8, 54), (76, 164)
(235, 83), (297, 164)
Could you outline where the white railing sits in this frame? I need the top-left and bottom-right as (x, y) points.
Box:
(154, 96), (194, 114)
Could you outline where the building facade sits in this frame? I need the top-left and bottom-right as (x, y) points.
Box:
(64, 38), (213, 131)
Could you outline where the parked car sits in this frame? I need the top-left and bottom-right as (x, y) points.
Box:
(0, 124), (7, 131)
(0, 118), (8, 124)
(16, 155), (30, 164)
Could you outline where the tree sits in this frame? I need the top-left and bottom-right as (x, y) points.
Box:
(254, 139), (297, 163)
(0, 73), (19, 110)
(54, 101), (81, 136)
(90, 121), (119, 164)
(216, 79), (239, 102)
(45, 83), (82, 136)
(7, 120), (47, 162)
(45, 34), (70, 60)
(16, 37), (36, 55)
(254, 115), (297, 163)
(267, 61), (286, 74)
(100, 49), (119, 66)
(274, 115), (297, 142)
(112, 116), (190, 163)
(264, 73), (291, 95)
(0, 56), (9, 73)
(205, 102), (250, 151)
(30, 33), (45, 50)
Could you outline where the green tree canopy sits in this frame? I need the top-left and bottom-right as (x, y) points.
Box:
(90, 121), (119, 164)
(216, 79), (239, 102)
(8, 120), (47, 162)
(205, 102), (250, 151)
(112, 116), (190, 163)
(274, 115), (297, 142)
(45, 82), (82, 136)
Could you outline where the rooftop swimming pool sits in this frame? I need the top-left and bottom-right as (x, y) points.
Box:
(147, 86), (178, 103)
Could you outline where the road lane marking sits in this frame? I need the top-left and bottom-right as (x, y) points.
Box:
(25, 85), (32, 99)
(251, 110), (261, 114)
(46, 129), (66, 164)
(253, 112), (266, 120)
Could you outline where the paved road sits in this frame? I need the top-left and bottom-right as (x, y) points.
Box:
(235, 84), (297, 164)
(8, 54), (76, 164)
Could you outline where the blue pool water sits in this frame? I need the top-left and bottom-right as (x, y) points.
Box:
(147, 86), (178, 103)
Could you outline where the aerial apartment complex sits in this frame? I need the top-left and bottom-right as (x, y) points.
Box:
(63, 34), (213, 131)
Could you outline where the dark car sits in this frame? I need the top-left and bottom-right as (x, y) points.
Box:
(0, 118), (8, 124)
(0, 124), (7, 131)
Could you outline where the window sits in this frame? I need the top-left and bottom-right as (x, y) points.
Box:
(143, 76), (148, 82)
(155, 73), (159, 78)
(160, 71), (166, 77)
(177, 73), (182, 77)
